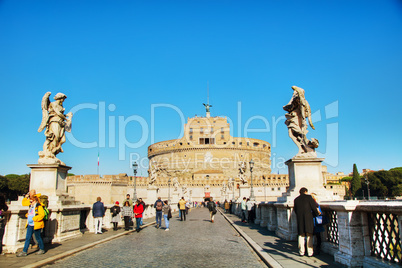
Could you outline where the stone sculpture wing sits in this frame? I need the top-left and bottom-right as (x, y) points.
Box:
(38, 92), (51, 132)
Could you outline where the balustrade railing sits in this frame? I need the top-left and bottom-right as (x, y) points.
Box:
(368, 211), (402, 264)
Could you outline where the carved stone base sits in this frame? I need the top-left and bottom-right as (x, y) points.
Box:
(27, 164), (71, 198)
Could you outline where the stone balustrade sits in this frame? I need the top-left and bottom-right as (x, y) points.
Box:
(230, 200), (402, 268)
(2, 202), (178, 254)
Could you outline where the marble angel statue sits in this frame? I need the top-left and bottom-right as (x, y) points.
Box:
(283, 86), (319, 157)
(38, 92), (73, 165)
(238, 161), (247, 184)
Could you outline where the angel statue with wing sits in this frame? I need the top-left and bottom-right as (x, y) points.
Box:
(38, 92), (73, 165)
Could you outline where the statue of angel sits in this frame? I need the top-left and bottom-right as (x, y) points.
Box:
(227, 178), (234, 191)
(38, 92), (73, 165)
(148, 161), (158, 185)
(238, 162), (247, 184)
(203, 103), (212, 113)
(172, 177), (180, 191)
(283, 86), (319, 157)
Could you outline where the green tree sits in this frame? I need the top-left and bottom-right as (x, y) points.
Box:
(3, 174), (30, 201)
(351, 164), (361, 197)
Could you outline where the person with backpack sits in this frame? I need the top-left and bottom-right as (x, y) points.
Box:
(17, 195), (45, 257)
(207, 198), (217, 223)
(154, 197), (164, 228)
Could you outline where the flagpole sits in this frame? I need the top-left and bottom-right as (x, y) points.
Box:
(97, 150), (100, 177)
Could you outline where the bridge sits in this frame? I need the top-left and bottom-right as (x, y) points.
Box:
(1, 207), (340, 268)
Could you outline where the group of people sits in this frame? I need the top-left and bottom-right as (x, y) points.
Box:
(93, 194), (175, 233)
(294, 187), (325, 256)
(240, 197), (255, 223)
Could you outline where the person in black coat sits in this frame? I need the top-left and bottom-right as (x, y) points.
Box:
(293, 187), (320, 257)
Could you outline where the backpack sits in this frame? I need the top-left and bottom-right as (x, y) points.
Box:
(39, 195), (50, 220)
(42, 206), (50, 220)
(156, 201), (163, 211)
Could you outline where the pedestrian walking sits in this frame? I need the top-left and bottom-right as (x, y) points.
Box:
(178, 197), (186, 221)
(121, 201), (134, 231)
(17, 195), (45, 257)
(154, 197), (164, 228)
(246, 198), (254, 223)
(241, 197), (247, 222)
(207, 198), (217, 223)
(224, 199), (229, 213)
(92, 197), (105, 234)
(134, 199), (144, 232)
(0, 193), (9, 255)
(162, 200), (172, 231)
(294, 187), (320, 257)
(139, 198), (145, 226)
(110, 201), (121, 231)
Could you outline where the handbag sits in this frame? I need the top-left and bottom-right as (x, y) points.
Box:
(168, 208), (172, 219)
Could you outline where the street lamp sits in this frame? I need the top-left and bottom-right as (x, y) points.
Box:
(132, 162), (138, 201)
(249, 159), (255, 201)
(365, 175), (371, 200)
(263, 176), (267, 202)
(168, 178), (171, 204)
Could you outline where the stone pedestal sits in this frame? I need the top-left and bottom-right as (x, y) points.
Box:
(146, 185), (158, 203)
(277, 157), (336, 203)
(28, 164), (71, 197)
(239, 185), (250, 199)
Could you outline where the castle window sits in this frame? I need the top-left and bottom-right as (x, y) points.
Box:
(200, 138), (215, 145)
(221, 127), (224, 133)
(211, 127), (213, 133)
(239, 142), (242, 145)
(232, 142), (235, 145)
(247, 142), (250, 146)
(190, 135), (193, 140)
(199, 138), (205, 144)
(200, 127), (204, 134)
(253, 142), (259, 147)
(190, 128), (193, 134)
(221, 135), (224, 139)
(180, 142), (183, 145)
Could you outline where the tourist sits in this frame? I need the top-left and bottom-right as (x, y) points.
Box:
(22, 189), (41, 206)
(121, 201), (134, 231)
(133, 199), (144, 232)
(294, 187), (320, 257)
(241, 197), (247, 223)
(246, 198), (254, 223)
(139, 198), (146, 226)
(311, 193), (325, 255)
(207, 198), (217, 223)
(154, 197), (164, 228)
(224, 199), (229, 213)
(178, 197), (187, 221)
(229, 200), (233, 214)
(0, 193), (8, 255)
(17, 195), (45, 257)
(110, 201), (121, 231)
(123, 194), (133, 207)
(92, 197), (105, 234)
(162, 200), (171, 231)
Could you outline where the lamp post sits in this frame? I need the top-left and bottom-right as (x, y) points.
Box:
(249, 159), (255, 201)
(365, 174), (371, 200)
(263, 176), (267, 202)
(168, 178), (171, 204)
(132, 162), (138, 201)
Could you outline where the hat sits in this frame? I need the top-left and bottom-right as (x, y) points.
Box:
(115, 201), (119, 205)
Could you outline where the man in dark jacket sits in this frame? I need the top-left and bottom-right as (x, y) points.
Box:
(294, 187), (320, 256)
(154, 197), (164, 228)
(92, 197), (105, 234)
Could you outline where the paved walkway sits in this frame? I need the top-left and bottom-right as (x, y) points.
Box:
(0, 207), (344, 268)
(220, 209), (343, 268)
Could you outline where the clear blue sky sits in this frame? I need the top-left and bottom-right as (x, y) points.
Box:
(0, 0), (401, 177)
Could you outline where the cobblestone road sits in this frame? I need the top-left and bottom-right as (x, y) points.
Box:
(48, 208), (266, 268)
